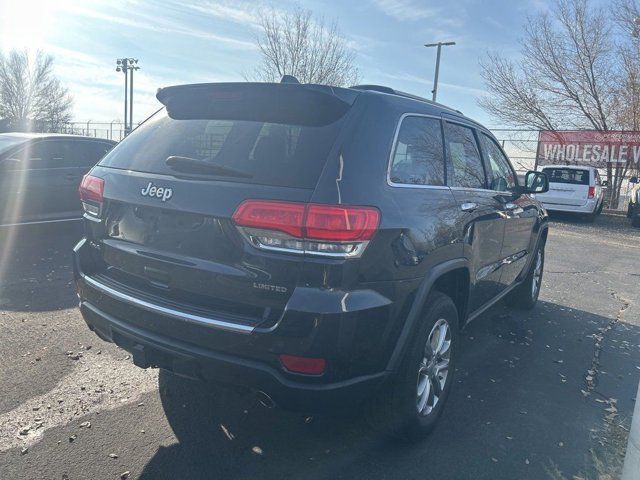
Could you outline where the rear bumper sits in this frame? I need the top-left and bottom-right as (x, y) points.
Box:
(72, 238), (396, 412)
(540, 198), (598, 214)
(79, 300), (388, 412)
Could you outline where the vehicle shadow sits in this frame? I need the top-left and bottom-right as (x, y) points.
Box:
(548, 210), (628, 227)
(138, 300), (640, 480)
(0, 222), (82, 312)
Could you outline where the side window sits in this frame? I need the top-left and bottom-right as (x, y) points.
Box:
(63, 141), (114, 168)
(479, 133), (516, 192)
(389, 116), (445, 186)
(444, 123), (486, 189)
(8, 141), (64, 170)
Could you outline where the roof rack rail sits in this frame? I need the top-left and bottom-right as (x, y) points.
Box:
(350, 84), (463, 115)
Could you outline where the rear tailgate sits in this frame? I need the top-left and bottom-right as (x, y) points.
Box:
(539, 167), (590, 206)
(79, 82), (357, 352)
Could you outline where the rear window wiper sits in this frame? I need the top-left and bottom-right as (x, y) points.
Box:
(165, 155), (252, 178)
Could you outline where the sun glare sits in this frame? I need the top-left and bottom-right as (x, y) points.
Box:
(0, 0), (68, 52)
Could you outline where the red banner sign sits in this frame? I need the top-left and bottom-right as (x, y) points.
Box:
(537, 130), (640, 168)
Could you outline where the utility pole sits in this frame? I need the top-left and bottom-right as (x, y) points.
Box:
(116, 58), (141, 136)
(424, 42), (455, 102)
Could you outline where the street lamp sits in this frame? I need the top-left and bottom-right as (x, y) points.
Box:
(116, 58), (141, 136)
(424, 41), (456, 102)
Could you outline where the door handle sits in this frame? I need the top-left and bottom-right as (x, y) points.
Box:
(460, 202), (477, 212)
(503, 202), (524, 215)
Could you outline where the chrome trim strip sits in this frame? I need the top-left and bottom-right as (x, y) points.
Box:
(82, 275), (254, 334)
(448, 186), (514, 195)
(0, 217), (82, 228)
(238, 227), (370, 258)
(248, 238), (370, 258)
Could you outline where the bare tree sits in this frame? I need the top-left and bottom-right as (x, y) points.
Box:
(251, 7), (359, 86)
(0, 50), (72, 133)
(478, 0), (629, 204)
(611, 1), (640, 195)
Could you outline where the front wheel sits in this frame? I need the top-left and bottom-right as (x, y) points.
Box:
(368, 291), (458, 441)
(504, 245), (544, 310)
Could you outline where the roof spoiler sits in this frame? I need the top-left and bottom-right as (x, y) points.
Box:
(156, 82), (358, 127)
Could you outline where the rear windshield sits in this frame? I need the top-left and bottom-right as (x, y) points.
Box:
(99, 109), (345, 189)
(542, 168), (590, 185)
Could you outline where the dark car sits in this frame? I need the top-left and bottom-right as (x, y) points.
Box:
(627, 177), (640, 227)
(0, 133), (116, 226)
(73, 80), (549, 440)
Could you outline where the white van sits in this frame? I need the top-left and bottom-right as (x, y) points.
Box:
(535, 165), (604, 221)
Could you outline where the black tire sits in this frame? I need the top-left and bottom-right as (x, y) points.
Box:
(585, 210), (597, 223)
(504, 244), (544, 310)
(596, 201), (604, 215)
(368, 291), (459, 441)
(632, 215), (640, 228)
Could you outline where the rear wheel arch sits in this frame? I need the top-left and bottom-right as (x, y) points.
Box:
(386, 258), (469, 372)
(431, 267), (470, 326)
(539, 225), (549, 248)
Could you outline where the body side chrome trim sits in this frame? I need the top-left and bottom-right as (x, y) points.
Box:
(82, 274), (255, 334)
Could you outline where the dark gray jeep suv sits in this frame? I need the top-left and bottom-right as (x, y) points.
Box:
(73, 80), (549, 439)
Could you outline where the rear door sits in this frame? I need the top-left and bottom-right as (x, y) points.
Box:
(478, 132), (536, 289)
(83, 84), (356, 347)
(540, 167), (590, 206)
(443, 120), (506, 312)
(0, 140), (69, 223)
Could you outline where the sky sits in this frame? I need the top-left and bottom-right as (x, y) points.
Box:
(0, 0), (556, 128)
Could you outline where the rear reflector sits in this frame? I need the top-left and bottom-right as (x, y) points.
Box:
(279, 354), (326, 375)
(588, 186), (595, 199)
(79, 174), (104, 216)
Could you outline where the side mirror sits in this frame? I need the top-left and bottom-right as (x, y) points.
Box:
(601, 180), (609, 187)
(630, 176), (639, 184)
(524, 170), (549, 194)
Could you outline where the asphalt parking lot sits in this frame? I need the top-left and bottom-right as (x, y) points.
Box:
(0, 214), (639, 480)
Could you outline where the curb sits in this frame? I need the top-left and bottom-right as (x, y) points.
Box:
(602, 210), (627, 217)
(622, 380), (640, 479)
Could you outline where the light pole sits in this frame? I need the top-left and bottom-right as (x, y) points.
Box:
(424, 41), (455, 102)
(116, 58), (141, 136)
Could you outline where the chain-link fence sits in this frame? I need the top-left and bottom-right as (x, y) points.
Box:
(47, 121), (141, 142)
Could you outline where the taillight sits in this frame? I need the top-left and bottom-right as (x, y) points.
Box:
(79, 174), (104, 217)
(279, 354), (326, 375)
(588, 186), (595, 199)
(232, 201), (305, 238)
(232, 200), (380, 257)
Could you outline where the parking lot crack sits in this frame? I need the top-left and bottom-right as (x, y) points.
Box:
(583, 290), (631, 395)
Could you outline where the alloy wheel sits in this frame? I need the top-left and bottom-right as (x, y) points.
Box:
(416, 318), (451, 416)
(531, 250), (543, 300)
